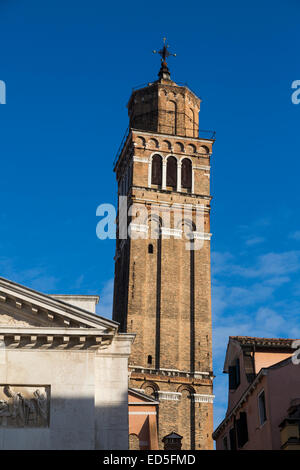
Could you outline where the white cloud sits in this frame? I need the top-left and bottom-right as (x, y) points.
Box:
(212, 250), (300, 280)
(96, 278), (114, 319)
(245, 236), (265, 246)
(212, 280), (275, 321)
(289, 231), (300, 241)
(263, 276), (290, 287)
(237, 217), (271, 234)
(212, 302), (295, 428)
(254, 307), (286, 336)
(255, 251), (300, 277)
(211, 248), (300, 430)
(74, 274), (85, 289)
(211, 252), (233, 275)
(0, 257), (59, 292)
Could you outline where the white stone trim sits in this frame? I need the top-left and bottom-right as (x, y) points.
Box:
(192, 232), (212, 240)
(157, 391), (182, 401)
(194, 371), (210, 378)
(148, 152), (164, 189)
(192, 167), (195, 193)
(192, 393), (215, 404)
(129, 402), (159, 406)
(131, 198), (211, 209)
(132, 128), (214, 145)
(177, 160), (181, 192)
(162, 161), (167, 190)
(194, 165), (211, 171)
(129, 224), (149, 233)
(133, 156), (149, 163)
(160, 227), (183, 238)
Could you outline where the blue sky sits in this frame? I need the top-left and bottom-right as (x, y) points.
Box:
(1, 0), (300, 429)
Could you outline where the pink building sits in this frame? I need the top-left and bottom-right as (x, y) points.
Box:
(213, 336), (300, 450)
(128, 388), (159, 450)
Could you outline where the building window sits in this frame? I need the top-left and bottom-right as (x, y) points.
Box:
(129, 434), (140, 450)
(181, 158), (192, 190)
(147, 355), (152, 365)
(166, 156), (177, 188)
(223, 436), (228, 450)
(229, 427), (236, 450)
(148, 244), (154, 254)
(258, 390), (267, 425)
(229, 358), (241, 390)
(236, 412), (248, 448)
(151, 154), (162, 185)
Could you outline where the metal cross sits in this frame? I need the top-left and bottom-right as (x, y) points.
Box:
(153, 38), (176, 63)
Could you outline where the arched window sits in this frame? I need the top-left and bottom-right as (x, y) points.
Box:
(166, 156), (177, 188)
(129, 434), (140, 450)
(147, 355), (152, 365)
(143, 383), (157, 398)
(151, 154), (162, 185)
(199, 145), (209, 154)
(181, 158), (192, 190)
(148, 244), (154, 254)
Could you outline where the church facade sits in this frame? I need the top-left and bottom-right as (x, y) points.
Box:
(0, 277), (134, 449)
(113, 44), (215, 450)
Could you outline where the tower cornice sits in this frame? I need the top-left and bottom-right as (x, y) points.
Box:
(114, 127), (215, 172)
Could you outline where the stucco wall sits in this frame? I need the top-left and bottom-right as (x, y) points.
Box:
(254, 352), (292, 374)
(267, 360), (300, 449)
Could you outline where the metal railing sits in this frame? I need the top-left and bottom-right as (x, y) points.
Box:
(113, 121), (215, 167)
(113, 125), (130, 167)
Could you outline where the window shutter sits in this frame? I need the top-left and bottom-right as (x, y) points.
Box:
(258, 391), (267, 424)
(235, 358), (240, 388)
(151, 155), (162, 185)
(237, 412), (248, 448)
(229, 366), (237, 390)
(166, 157), (177, 187)
(229, 427), (237, 450)
(181, 158), (192, 189)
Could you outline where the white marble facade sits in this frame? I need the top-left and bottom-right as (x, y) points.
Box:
(0, 277), (134, 450)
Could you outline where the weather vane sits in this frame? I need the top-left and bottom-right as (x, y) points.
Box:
(153, 37), (176, 64)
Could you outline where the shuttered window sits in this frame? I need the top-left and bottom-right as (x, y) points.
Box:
(151, 154), (162, 185)
(181, 158), (192, 189)
(258, 391), (267, 425)
(166, 156), (177, 188)
(229, 358), (241, 390)
(237, 412), (248, 448)
(229, 427), (236, 450)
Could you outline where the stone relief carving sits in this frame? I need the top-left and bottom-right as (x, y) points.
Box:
(0, 385), (49, 427)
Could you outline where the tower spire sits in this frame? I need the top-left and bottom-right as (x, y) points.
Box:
(153, 37), (176, 81)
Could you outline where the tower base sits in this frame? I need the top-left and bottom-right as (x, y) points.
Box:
(129, 367), (214, 450)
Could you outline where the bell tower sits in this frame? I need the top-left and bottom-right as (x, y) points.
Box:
(113, 40), (215, 450)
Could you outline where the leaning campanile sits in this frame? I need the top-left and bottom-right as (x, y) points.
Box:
(113, 40), (215, 450)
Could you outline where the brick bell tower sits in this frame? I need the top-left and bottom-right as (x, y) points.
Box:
(113, 40), (215, 450)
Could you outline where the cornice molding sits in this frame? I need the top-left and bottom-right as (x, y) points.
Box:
(0, 327), (114, 351)
(0, 277), (117, 332)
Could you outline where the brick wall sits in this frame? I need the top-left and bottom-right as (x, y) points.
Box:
(113, 79), (214, 450)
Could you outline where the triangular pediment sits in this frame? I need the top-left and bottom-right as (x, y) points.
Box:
(0, 277), (118, 332)
(128, 388), (159, 404)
